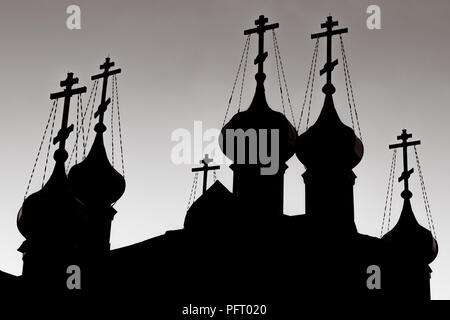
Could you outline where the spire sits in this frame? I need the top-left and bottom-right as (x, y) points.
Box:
(67, 57), (125, 253)
(219, 15), (296, 216)
(295, 17), (362, 232)
(18, 72), (87, 241)
(296, 16), (362, 170)
(382, 129), (438, 299)
(68, 57), (125, 210)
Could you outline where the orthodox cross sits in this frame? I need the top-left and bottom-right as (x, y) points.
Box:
(311, 16), (348, 94)
(389, 129), (421, 199)
(91, 57), (121, 133)
(244, 15), (279, 83)
(192, 154), (220, 194)
(50, 72), (87, 163)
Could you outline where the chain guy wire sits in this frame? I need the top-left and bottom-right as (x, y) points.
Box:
(24, 99), (58, 199)
(414, 146), (437, 239)
(237, 34), (251, 113)
(42, 99), (58, 187)
(187, 172), (199, 210)
(111, 71), (116, 168)
(222, 35), (250, 127)
(340, 35), (363, 141)
(386, 149), (397, 234)
(273, 30), (286, 117)
(67, 80), (99, 170)
(114, 74), (126, 178)
(305, 39), (319, 131)
(83, 79), (99, 158)
(273, 30), (297, 129)
(381, 149), (397, 237)
(297, 39), (319, 132)
(340, 36), (356, 132)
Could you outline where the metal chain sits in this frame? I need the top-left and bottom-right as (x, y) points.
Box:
(24, 99), (58, 199)
(238, 34), (251, 113)
(66, 94), (82, 172)
(42, 99), (58, 188)
(83, 80), (99, 158)
(67, 82), (96, 168)
(114, 74), (126, 178)
(273, 30), (297, 129)
(306, 39), (319, 130)
(298, 39), (319, 132)
(340, 35), (363, 141)
(340, 36), (356, 132)
(381, 149), (397, 237)
(187, 172), (199, 210)
(222, 35), (250, 127)
(111, 72), (116, 168)
(273, 30), (286, 117)
(386, 149), (397, 234)
(213, 170), (217, 183)
(413, 146), (437, 239)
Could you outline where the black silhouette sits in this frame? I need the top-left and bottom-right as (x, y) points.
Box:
(0, 15), (439, 311)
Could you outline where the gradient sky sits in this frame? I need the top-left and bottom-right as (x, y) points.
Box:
(0, 0), (449, 299)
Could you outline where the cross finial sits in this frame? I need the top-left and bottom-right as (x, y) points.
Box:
(389, 129), (421, 199)
(91, 57), (122, 133)
(192, 154), (220, 194)
(50, 72), (87, 163)
(244, 15), (279, 84)
(311, 16), (348, 95)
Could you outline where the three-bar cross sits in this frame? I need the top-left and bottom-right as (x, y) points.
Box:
(91, 57), (121, 133)
(244, 15), (279, 82)
(389, 129), (421, 199)
(50, 72), (87, 162)
(311, 16), (348, 94)
(192, 154), (220, 194)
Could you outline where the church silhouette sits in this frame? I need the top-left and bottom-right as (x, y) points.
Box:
(0, 15), (438, 309)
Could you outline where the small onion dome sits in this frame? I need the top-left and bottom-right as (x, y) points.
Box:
(68, 129), (125, 209)
(296, 94), (363, 169)
(17, 159), (87, 243)
(219, 84), (297, 164)
(382, 199), (438, 264)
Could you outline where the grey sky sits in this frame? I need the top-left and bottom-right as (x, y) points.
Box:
(0, 0), (449, 299)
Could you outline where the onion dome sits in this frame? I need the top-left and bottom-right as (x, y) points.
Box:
(17, 72), (88, 246)
(220, 82), (297, 164)
(17, 153), (87, 244)
(68, 57), (125, 209)
(296, 94), (363, 169)
(382, 199), (438, 264)
(68, 124), (125, 209)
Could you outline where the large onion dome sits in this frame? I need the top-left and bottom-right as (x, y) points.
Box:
(296, 94), (363, 169)
(17, 155), (87, 245)
(68, 124), (125, 209)
(382, 198), (438, 264)
(220, 82), (297, 165)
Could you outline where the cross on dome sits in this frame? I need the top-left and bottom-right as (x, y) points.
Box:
(49, 72), (87, 163)
(91, 57), (121, 133)
(244, 15), (279, 84)
(191, 154), (220, 194)
(389, 129), (421, 200)
(311, 15), (348, 95)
